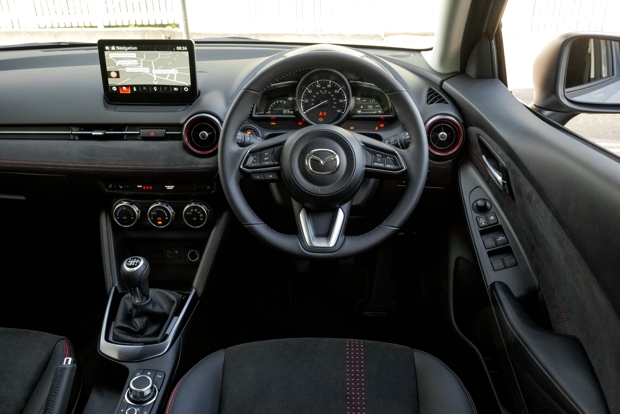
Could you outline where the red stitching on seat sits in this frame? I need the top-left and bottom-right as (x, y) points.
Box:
(346, 340), (365, 414)
(165, 377), (184, 414)
(62, 339), (69, 358)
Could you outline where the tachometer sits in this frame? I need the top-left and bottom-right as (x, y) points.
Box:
(296, 69), (351, 125)
(266, 99), (294, 115)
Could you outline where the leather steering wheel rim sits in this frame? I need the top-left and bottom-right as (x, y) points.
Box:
(218, 44), (429, 259)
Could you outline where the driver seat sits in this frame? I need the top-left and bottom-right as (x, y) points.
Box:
(165, 338), (476, 414)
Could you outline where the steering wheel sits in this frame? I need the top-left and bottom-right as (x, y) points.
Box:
(218, 44), (428, 259)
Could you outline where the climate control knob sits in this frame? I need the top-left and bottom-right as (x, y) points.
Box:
(112, 201), (141, 228)
(182, 202), (209, 228)
(147, 202), (175, 228)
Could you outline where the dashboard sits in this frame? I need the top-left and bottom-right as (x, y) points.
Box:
(0, 43), (464, 202)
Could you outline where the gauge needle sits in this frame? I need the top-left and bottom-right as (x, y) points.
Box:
(305, 100), (329, 113)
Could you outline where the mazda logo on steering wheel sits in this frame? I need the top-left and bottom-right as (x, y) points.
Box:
(305, 149), (340, 175)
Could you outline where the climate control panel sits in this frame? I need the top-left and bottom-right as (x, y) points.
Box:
(112, 200), (210, 230)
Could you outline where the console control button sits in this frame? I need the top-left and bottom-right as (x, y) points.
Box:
(153, 371), (165, 389)
(113, 201), (141, 228)
(182, 203), (209, 229)
(116, 402), (129, 414)
(141, 405), (154, 414)
(147, 202), (175, 229)
(128, 375), (154, 404)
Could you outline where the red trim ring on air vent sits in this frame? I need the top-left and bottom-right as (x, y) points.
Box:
(183, 113), (222, 155)
(425, 115), (464, 156)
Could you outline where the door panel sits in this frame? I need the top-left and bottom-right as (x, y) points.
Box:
(443, 74), (620, 412)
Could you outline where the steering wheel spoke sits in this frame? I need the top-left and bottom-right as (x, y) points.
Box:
(292, 199), (351, 252)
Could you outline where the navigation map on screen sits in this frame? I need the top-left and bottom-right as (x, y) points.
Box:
(103, 43), (192, 95)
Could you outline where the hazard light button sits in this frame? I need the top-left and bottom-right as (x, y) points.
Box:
(139, 129), (166, 139)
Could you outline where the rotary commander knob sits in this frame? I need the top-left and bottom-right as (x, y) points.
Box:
(127, 375), (155, 404)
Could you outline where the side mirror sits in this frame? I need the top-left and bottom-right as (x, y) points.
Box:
(532, 32), (620, 123)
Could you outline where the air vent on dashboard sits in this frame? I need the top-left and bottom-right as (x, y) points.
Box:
(425, 116), (463, 156)
(183, 114), (222, 155)
(426, 88), (448, 105)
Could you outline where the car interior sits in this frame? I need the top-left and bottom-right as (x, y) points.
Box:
(1, 0), (619, 413)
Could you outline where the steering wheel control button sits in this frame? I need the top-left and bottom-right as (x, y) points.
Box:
(147, 202), (175, 229)
(260, 149), (275, 166)
(113, 201), (141, 228)
(252, 173), (265, 180)
(476, 215), (489, 228)
(384, 155), (400, 170)
(264, 172), (278, 180)
(487, 212), (498, 225)
(364, 149), (403, 173)
(473, 199), (492, 213)
(183, 203), (209, 228)
(245, 154), (261, 168)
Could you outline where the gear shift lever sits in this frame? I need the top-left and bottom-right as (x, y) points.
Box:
(112, 256), (182, 344)
(120, 256), (150, 304)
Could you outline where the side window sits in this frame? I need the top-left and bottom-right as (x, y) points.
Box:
(501, 0), (620, 157)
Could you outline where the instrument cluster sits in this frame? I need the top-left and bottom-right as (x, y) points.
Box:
(252, 69), (394, 127)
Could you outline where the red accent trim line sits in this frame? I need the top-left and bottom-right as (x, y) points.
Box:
(62, 339), (70, 358)
(165, 377), (184, 414)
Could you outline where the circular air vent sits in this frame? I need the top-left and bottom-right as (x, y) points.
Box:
(425, 116), (464, 156)
(183, 114), (222, 155)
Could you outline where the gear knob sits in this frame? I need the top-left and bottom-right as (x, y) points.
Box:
(121, 256), (150, 304)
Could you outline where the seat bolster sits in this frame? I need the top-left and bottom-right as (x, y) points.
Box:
(166, 349), (225, 414)
(22, 338), (77, 414)
(414, 350), (477, 414)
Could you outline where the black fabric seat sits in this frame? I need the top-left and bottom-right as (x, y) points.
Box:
(0, 328), (79, 414)
(166, 338), (476, 414)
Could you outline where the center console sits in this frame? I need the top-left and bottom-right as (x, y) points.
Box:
(92, 191), (231, 414)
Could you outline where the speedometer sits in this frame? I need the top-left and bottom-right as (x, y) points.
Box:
(296, 69), (351, 125)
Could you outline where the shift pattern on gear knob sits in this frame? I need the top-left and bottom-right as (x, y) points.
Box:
(121, 256), (151, 304)
(125, 257), (142, 269)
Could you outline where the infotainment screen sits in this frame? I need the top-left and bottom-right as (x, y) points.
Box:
(97, 39), (197, 105)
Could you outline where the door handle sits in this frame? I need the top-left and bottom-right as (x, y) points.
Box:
(482, 154), (504, 188)
(478, 136), (512, 196)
